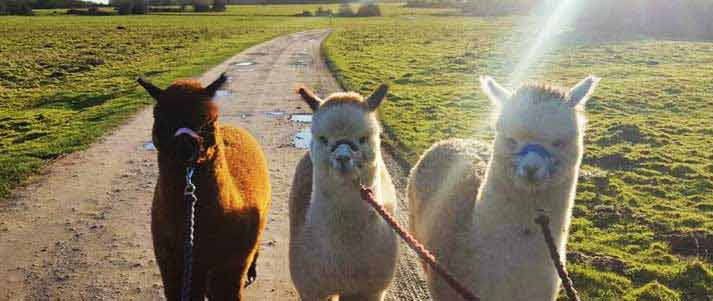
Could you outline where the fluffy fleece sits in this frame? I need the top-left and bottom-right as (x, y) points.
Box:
(289, 85), (399, 301)
(407, 75), (600, 300)
(139, 74), (271, 300)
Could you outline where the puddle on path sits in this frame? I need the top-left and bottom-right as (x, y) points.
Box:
(233, 60), (256, 72)
(215, 90), (231, 97)
(247, 52), (269, 56)
(290, 51), (313, 67)
(290, 114), (312, 123)
(265, 111), (287, 117)
(142, 142), (156, 151)
(291, 113), (313, 148)
(293, 129), (312, 149)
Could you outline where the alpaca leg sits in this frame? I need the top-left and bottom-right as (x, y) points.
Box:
(156, 251), (181, 300)
(207, 265), (244, 300)
(189, 265), (208, 300)
(158, 251), (207, 300)
(340, 290), (386, 301)
(153, 237), (182, 300)
(428, 272), (468, 301)
(245, 251), (258, 287)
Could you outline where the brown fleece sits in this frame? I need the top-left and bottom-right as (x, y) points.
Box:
(150, 79), (271, 300)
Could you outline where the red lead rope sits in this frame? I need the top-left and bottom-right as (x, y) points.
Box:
(359, 185), (479, 301)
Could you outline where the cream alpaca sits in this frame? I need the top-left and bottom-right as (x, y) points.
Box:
(407, 75), (600, 300)
(289, 85), (399, 301)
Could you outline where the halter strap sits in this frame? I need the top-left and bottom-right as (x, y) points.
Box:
(517, 144), (552, 159)
(174, 127), (201, 140)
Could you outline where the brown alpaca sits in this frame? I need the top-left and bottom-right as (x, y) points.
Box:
(138, 74), (271, 300)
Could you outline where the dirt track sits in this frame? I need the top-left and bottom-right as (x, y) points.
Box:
(0, 29), (430, 300)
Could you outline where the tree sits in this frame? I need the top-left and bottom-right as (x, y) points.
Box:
(192, 0), (211, 12)
(337, 3), (354, 16)
(3, 0), (34, 15)
(114, 0), (133, 14)
(356, 2), (380, 17)
(112, 0), (147, 14)
(213, 0), (226, 11)
(131, 0), (146, 14)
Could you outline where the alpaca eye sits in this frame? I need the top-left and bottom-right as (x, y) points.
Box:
(359, 136), (368, 144)
(552, 140), (565, 148)
(319, 136), (328, 145)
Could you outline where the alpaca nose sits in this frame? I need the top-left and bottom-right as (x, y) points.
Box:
(175, 134), (200, 163)
(333, 144), (355, 172)
(336, 154), (351, 164)
(524, 165), (538, 180)
(334, 144), (353, 164)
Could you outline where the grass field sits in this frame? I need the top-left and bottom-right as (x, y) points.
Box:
(323, 14), (713, 301)
(1, 4), (712, 300)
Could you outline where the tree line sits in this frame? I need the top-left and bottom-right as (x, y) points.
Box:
(0, 0), (360, 15)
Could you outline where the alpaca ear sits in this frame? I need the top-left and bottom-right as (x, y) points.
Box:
(567, 75), (601, 108)
(366, 84), (388, 111)
(137, 77), (163, 101)
(480, 76), (512, 106)
(206, 73), (228, 97)
(297, 86), (322, 111)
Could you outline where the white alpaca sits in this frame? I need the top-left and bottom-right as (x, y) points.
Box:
(289, 85), (399, 301)
(407, 75), (600, 300)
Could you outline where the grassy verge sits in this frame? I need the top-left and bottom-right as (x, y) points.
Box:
(323, 15), (713, 300)
(0, 15), (329, 197)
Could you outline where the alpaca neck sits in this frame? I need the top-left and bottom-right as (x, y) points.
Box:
(480, 156), (580, 242)
(309, 162), (381, 226)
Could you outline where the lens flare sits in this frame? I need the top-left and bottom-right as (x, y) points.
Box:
(508, 0), (583, 86)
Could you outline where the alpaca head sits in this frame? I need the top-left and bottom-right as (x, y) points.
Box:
(297, 84), (388, 183)
(480, 75), (600, 191)
(137, 73), (227, 164)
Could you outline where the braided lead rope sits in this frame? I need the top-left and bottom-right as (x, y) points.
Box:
(535, 214), (581, 301)
(181, 166), (198, 301)
(359, 185), (479, 301)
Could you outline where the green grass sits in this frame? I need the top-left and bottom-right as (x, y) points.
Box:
(32, 8), (70, 15)
(323, 15), (713, 300)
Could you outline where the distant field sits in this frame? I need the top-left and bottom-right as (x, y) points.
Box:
(324, 15), (713, 300)
(155, 3), (456, 16)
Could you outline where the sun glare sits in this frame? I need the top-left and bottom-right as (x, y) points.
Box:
(508, 0), (583, 87)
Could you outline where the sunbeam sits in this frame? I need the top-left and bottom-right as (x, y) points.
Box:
(508, 0), (583, 86)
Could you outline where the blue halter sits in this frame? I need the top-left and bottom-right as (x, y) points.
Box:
(516, 144), (552, 159)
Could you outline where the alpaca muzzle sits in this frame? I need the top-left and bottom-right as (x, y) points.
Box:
(332, 142), (357, 174)
(516, 144), (553, 183)
(174, 127), (202, 164)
